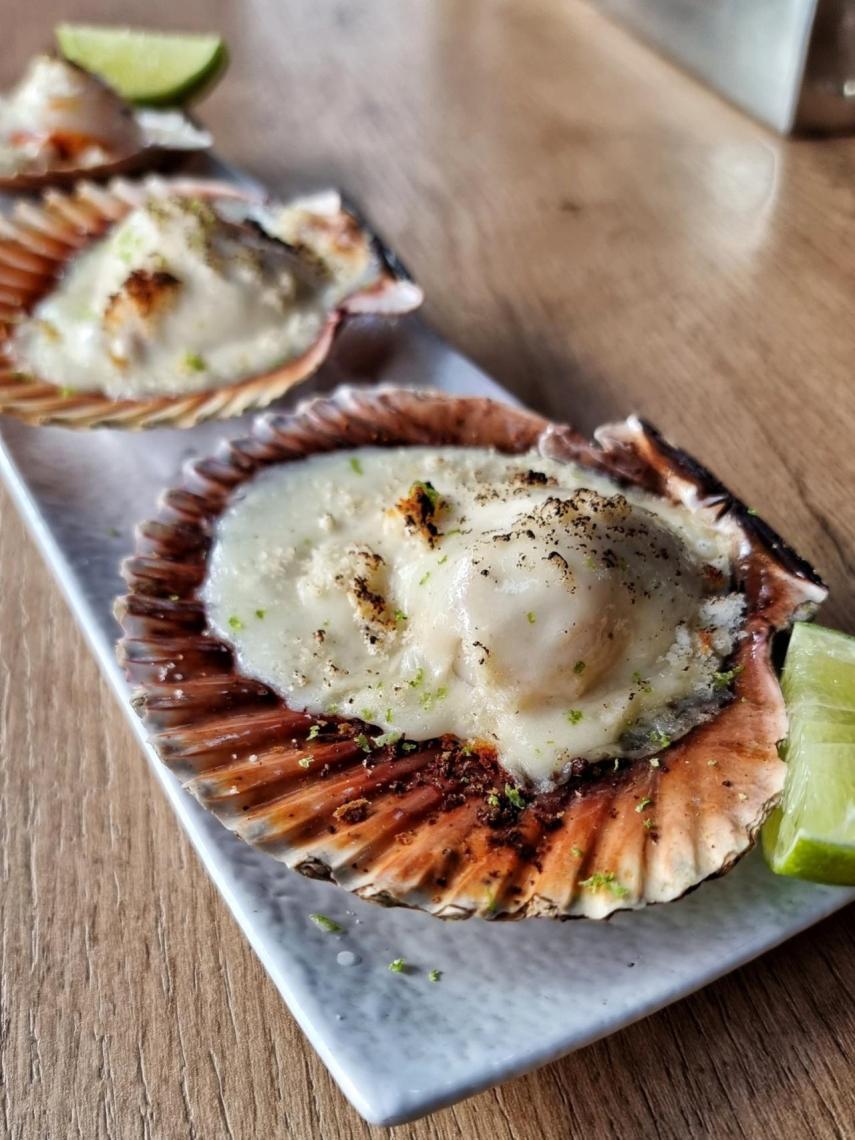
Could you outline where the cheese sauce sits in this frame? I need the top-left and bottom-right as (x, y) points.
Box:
(13, 191), (381, 398)
(204, 447), (745, 788)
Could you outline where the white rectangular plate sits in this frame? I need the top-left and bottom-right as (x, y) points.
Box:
(1, 164), (851, 1127)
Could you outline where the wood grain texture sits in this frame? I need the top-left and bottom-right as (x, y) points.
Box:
(1, 1), (853, 1137)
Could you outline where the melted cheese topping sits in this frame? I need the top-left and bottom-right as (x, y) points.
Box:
(204, 447), (746, 789)
(0, 56), (141, 176)
(13, 191), (382, 398)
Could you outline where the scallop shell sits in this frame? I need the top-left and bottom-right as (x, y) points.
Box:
(116, 387), (827, 919)
(0, 107), (211, 193)
(0, 179), (422, 429)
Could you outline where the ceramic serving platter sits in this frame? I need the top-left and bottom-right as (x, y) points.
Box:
(1, 161), (851, 1127)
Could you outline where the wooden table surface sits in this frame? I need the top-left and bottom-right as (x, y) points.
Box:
(2, 2), (853, 1137)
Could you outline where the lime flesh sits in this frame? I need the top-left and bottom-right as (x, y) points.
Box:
(56, 24), (227, 106)
(763, 623), (855, 886)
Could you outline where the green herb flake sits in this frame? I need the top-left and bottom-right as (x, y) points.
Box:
(437, 554), (449, 565)
(375, 731), (403, 748)
(632, 671), (653, 693)
(360, 707), (375, 721)
(418, 571), (431, 586)
(713, 665), (744, 690)
(400, 742), (417, 753)
(58, 385), (76, 397)
(571, 845), (585, 859)
(388, 957), (406, 974)
(642, 817), (655, 831)
(578, 871), (630, 899)
(635, 797), (653, 813)
(354, 733), (374, 752)
(307, 724), (322, 741)
(227, 615), (245, 631)
(411, 480), (440, 509)
(649, 728), (671, 750)
(486, 792), (501, 808)
(648, 757), (661, 769)
(183, 352), (206, 373)
(385, 707), (394, 722)
(349, 456), (364, 475)
(573, 660), (586, 675)
(298, 756), (314, 769)
(444, 528), (462, 537)
(504, 783), (527, 811)
(566, 709), (584, 725)
(408, 667), (425, 689)
(428, 968), (442, 983)
(746, 507), (758, 516)
(527, 611), (537, 625)
(393, 609), (408, 623)
(254, 608), (266, 620)
(309, 912), (342, 934)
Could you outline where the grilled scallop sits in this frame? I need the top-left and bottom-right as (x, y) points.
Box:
(0, 179), (422, 428)
(0, 55), (210, 190)
(117, 387), (826, 918)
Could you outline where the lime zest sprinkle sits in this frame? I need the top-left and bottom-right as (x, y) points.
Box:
(418, 571), (431, 586)
(566, 709), (583, 725)
(375, 730), (403, 748)
(649, 728), (671, 750)
(504, 783), (527, 811)
(388, 957), (406, 973)
(411, 480), (440, 508)
(349, 456), (363, 475)
(354, 733), (374, 752)
(309, 912), (342, 933)
(428, 968), (442, 983)
(527, 611), (537, 624)
(713, 665), (744, 690)
(632, 671), (653, 693)
(579, 871), (630, 899)
(183, 351), (206, 372)
(227, 615), (244, 631)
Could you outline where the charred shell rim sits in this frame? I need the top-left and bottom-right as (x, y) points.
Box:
(0, 178), (422, 429)
(117, 387), (827, 919)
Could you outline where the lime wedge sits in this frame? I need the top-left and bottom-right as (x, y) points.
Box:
(763, 623), (855, 886)
(56, 25), (227, 106)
